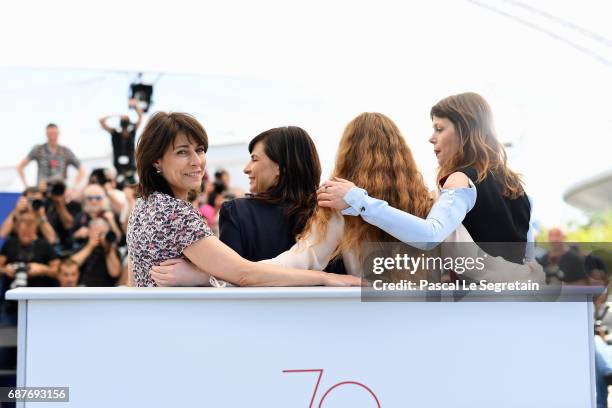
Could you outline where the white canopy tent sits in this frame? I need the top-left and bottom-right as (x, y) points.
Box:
(565, 169), (612, 212)
(1, 0), (611, 225)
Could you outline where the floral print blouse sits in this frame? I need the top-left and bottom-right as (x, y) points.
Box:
(127, 192), (213, 287)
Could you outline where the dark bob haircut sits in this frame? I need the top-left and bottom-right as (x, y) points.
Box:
(135, 112), (208, 199)
(248, 126), (321, 236)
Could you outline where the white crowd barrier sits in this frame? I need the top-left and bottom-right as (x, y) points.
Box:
(6, 287), (596, 407)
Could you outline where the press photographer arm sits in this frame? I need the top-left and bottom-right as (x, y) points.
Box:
(0, 197), (28, 239)
(73, 166), (86, 190)
(69, 230), (100, 267)
(50, 193), (74, 230)
(27, 260), (59, 279)
(104, 183), (125, 215)
(103, 241), (121, 279)
(102, 211), (122, 243)
(35, 206), (58, 244)
(98, 115), (116, 133)
(0, 256), (15, 278)
(15, 157), (31, 188)
(130, 99), (144, 131)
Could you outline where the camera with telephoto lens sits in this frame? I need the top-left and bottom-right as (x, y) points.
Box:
(116, 171), (137, 190)
(30, 199), (45, 212)
(105, 230), (117, 246)
(9, 262), (29, 289)
(48, 181), (66, 197)
(213, 179), (226, 194)
(90, 168), (108, 186)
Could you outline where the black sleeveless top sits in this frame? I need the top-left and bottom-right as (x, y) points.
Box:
(457, 168), (531, 263)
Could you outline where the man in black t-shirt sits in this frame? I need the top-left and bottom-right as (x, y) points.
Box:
(0, 186), (58, 244)
(69, 218), (120, 287)
(98, 99), (143, 185)
(41, 182), (82, 254)
(0, 211), (59, 287)
(537, 227), (588, 284)
(0, 211), (59, 324)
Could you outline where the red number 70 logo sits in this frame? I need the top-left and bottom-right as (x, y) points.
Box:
(283, 369), (381, 407)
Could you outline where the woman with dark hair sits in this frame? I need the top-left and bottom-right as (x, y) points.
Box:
(219, 126), (323, 261)
(319, 92), (534, 264)
(126, 112), (360, 288)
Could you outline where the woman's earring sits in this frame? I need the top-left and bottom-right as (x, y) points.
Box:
(155, 166), (162, 174)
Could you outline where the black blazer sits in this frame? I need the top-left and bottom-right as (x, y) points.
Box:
(219, 198), (301, 262)
(219, 198), (346, 274)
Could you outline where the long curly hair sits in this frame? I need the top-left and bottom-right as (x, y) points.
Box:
(431, 92), (525, 198)
(303, 112), (432, 261)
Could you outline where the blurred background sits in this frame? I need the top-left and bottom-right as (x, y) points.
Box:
(1, 0), (612, 404)
(0, 0), (610, 232)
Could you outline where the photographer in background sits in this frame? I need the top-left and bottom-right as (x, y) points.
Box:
(40, 180), (82, 254)
(0, 187), (57, 244)
(16, 123), (86, 191)
(69, 218), (120, 287)
(0, 210), (59, 324)
(537, 227), (588, 284)
(57, 258), (80, 287)
(199, 173), (228, 234)
(214, 168), (230, 191)
(98, 99), (144, 186)
(70, 184), (122, 251)
(89, 168), (127, 216)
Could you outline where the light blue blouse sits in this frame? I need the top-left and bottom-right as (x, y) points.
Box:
(341, 181), (476, 250)
(341, 182), (536, 260)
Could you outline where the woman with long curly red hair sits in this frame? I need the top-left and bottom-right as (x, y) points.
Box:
(261, 112), (434, 275)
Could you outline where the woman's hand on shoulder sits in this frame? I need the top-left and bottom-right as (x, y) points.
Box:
(317, 177), (355, 210)
(150, 258), (211, 286)
(442, 172), (470, 189)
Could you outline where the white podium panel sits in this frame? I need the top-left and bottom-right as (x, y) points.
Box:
(7, 287), (595, 407)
